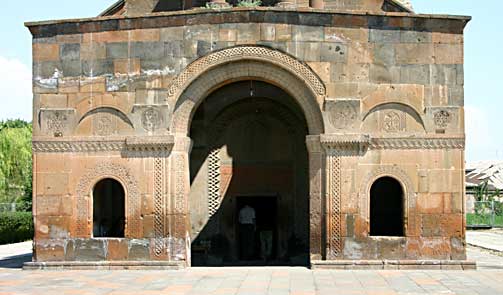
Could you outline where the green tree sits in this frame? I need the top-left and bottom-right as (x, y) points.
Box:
(473, 180), (502, 216)
(0, 120), (32, 211)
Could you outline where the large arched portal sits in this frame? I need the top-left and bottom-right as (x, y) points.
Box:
(189, 81), (310, 266)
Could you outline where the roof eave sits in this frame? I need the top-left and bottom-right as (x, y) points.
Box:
(100, 0), (125, 17)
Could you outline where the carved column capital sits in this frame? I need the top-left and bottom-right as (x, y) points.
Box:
(306, 135), (323, 154)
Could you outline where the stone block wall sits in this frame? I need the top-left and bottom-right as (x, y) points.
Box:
(28, 7), (470, 263)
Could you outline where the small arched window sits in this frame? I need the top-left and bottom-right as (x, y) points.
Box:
(370, 177), (404, 236)
(93, 178), (125, 238)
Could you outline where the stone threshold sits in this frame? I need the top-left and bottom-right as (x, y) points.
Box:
(23, 261), (186, 270)
(311, 260), (477, 270)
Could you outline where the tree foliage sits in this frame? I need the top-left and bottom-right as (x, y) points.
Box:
(0, 120), (32, 210)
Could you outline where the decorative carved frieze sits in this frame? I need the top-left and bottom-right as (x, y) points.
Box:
(33, 140), (124, 153)
(320, 134), (464, 150)
(33, 136), (175, 153)
(369, 137), (465, 150)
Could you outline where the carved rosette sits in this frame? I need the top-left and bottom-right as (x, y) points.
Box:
(433, 110), (452, 129)
(75, 162), (141, 238)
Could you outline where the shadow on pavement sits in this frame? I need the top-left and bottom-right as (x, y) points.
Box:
(0, 254), (32, 269)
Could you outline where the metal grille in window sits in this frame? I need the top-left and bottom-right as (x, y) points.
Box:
(207, 148), (221, 217)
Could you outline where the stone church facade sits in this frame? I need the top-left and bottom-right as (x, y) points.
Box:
(26, 0), (473, 269)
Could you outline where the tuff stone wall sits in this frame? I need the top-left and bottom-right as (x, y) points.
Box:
(27, 7), (470, 264)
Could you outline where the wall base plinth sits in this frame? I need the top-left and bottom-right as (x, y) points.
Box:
(311, 260), (477, 270)
(23, 261), (186, 270)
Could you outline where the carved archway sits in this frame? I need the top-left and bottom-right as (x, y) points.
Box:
(169, 46), (327, 263)
(169, 46), (326, 136)
(75, 162), (141, 238)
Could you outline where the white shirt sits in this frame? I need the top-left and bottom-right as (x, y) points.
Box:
(239, 206), (256, 225)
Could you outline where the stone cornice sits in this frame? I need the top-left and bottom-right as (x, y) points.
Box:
(32, 135), (174, 153)
(25, 8), (470, 37)
(320, 134), (465, 150)
(125, 136), (174, 151)
(321, 134), (370, 150)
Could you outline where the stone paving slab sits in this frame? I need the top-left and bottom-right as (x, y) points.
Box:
(0, 267), (502, 295)
(467, 229), (503, 252)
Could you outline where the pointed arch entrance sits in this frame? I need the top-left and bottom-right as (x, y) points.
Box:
(169, 46), (326, 266)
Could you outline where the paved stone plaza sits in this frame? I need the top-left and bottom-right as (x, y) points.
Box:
(0, 266), (502, 294)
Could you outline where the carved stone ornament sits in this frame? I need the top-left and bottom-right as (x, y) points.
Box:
(433, 110), (452, 128)
(369, 137), (465, 150)
(383, 111), (404, 133)
(166, 46), (326, 103)
(141, 107), (162, 132)
(327, 101), (358, 129)
(40, 109), (75, 137)
(94, 115), (113, 136)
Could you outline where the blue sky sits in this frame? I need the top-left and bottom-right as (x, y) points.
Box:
(0, 0), (500, 163)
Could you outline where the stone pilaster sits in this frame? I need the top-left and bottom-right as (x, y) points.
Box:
(169, 136), (193, 263)
(306, 135), (325, 261)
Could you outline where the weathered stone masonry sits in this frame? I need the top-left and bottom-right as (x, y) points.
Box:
(26, 0), (472, 269)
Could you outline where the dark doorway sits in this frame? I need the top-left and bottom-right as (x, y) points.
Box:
(93, 178), (125, 238)
(189, 81), (310, 266)
(370, 177), (404, 236)
(236, 196), (278, 262)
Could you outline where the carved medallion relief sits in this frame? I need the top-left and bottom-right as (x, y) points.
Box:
(325, 100), (360, 131)
(132, 105), (170, 134)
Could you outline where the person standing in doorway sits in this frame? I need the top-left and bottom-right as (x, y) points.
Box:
(239, 205), (256, 260)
